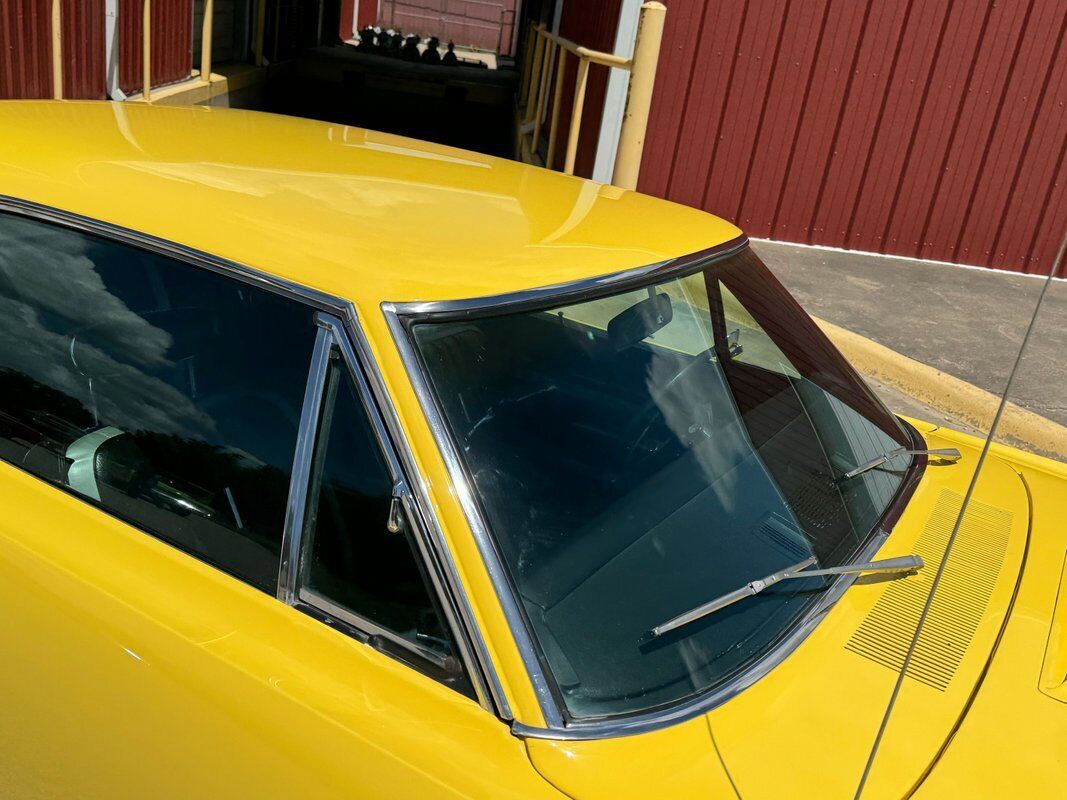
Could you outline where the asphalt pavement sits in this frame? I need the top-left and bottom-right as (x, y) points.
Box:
(751, 240), (1066, 432)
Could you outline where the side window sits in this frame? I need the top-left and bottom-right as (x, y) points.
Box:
(298, 354), (457, 662)
(0, 213), (317, 592)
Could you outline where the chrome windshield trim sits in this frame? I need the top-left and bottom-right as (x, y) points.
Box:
(390, 235), (750, 320)
(508, 534), (890, 741)
(0, 195), (501, 717)
(382, 303), (558, 726)
(331, 307), (512, 720)
(381, 241), (751, 730)
(315, 311), (504, 715)
(384, 244), (929, 739)
(277, 323), (332, 604)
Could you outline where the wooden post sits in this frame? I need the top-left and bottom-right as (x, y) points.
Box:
(51, 0), (62, 99)
(255, 0), (267, 66)
(272, 0), (282, 63)
(200, 0), (215, 83)
(524, 29), (545, 115)
(564, 56), (590, 175)
(530, 41), (553, 160)
(545, 48), (567, 170)
(519, 25), (536, 101)
(612, 2), (665, 190)
(143, 0), (152, 100)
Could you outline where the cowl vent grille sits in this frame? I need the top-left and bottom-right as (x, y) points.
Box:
(844, 489), (1012, 691)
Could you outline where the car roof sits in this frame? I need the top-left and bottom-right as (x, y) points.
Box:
(0, 101), (741, 310)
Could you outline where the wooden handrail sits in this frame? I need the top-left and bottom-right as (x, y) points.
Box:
(518, 3), (665, 186)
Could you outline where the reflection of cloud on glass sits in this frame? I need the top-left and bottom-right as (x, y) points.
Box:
(0, 295), (211, 437)
(0, 221), (212, 436)
(0, 220), (172, 367)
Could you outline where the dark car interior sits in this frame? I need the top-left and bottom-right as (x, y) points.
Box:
(414, 269), (893, 717)
(0, 220), (316, 592)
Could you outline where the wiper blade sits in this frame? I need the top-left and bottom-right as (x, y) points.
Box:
(839, 447), (961, 482)
(650, 554), (923, 638)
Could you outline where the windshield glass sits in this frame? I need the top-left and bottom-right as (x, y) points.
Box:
(409, 246), (917, 720)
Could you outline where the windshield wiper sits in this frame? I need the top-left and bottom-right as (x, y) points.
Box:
(650, 554), (924, 638)
(838, 446), (961, 482)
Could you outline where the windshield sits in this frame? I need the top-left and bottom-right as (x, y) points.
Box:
(409, 246), (917, 720)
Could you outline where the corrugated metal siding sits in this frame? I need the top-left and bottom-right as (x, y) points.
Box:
(1, 0), (105, 99)
(62, 0), (106, 98)
(547, 0), (620, 177)
(639, 0), (1067, 275)
(1, 0), (52, 99)
(119, 0), (192, 95)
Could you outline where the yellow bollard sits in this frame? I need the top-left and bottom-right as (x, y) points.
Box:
(613, 2), (666, 190)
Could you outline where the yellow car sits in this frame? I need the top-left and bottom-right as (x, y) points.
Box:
(0, 102), (1063, 799)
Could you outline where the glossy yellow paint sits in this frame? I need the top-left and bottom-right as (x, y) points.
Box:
(0, 451), (565, 798)
(0, 99), (740, 728)
(1, 102), (1064, 798)
(526, 425), (1067, 798)
(0, 102), (739, 308)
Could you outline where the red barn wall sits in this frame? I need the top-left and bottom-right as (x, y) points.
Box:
(639, 0), (1067, 275)
(1, 0), (106, 99)
(119, 0), (192, 95)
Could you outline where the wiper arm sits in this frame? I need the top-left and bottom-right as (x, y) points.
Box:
(650, 554), (923, 638)
(839, 447), (961, 482)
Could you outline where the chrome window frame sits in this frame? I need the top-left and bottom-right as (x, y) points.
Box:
(0, 195), (503, 716)
(382, 235), (929, 740)
(289, 312), (466, 676)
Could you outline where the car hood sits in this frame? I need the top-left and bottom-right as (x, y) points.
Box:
(524, 422), (1067, 799)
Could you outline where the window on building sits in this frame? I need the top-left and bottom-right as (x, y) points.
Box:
(0, 213), (317, 592)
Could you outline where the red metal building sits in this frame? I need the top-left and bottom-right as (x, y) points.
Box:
(119, 0), (193, 94)
(637, 0), (1066, 275)
(1, 0), (107, 99)
(2, 1), (1063, 273)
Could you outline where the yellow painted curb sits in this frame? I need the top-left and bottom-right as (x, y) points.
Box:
(814, 316), (1067, 459)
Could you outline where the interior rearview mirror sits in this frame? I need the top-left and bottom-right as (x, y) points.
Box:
(607, 293), (673, 350)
